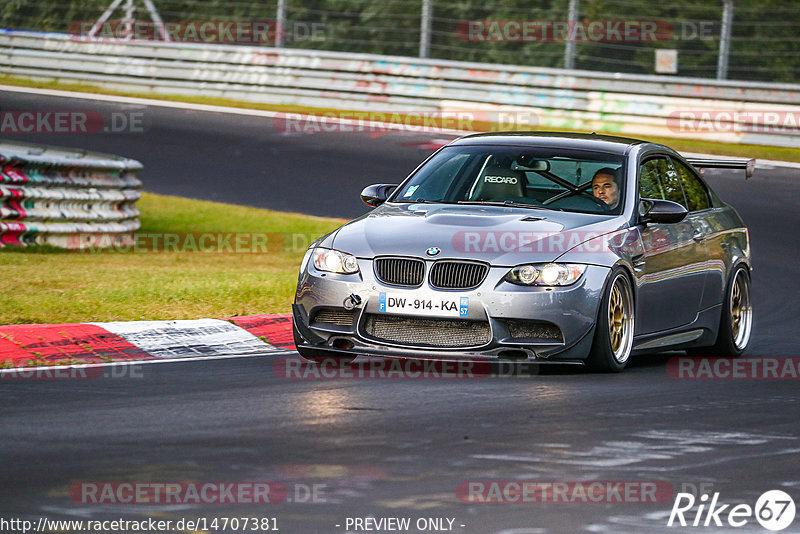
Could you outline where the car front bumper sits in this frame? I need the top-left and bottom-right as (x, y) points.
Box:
(293, 258), (611, 362)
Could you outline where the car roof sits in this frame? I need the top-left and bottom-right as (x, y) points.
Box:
(448, 131), (652, 155)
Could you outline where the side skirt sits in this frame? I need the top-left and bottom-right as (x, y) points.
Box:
(632, 305), (722, 353)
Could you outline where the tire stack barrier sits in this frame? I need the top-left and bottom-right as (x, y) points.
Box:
(1, 30), (799, 147)
(0, 140), (141, 248)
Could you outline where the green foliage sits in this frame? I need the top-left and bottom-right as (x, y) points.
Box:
(1, 0), (796, 82)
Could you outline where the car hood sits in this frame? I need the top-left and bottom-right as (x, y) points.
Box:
(331, 202), (627, 265)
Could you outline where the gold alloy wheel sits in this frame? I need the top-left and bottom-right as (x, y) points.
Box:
(730, 269), (753, 350)
(607, 275), (634, 363)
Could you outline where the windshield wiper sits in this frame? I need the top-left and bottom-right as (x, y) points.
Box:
(394, 199), (457, 205)
(458, 200), (557, 210)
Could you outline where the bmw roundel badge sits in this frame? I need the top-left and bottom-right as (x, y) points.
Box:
(426, 247), (441, 256)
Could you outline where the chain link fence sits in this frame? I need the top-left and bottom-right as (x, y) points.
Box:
(1, 0), (798, 83)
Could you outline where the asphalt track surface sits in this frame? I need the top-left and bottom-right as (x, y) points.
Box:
(1, 89), (800, 533)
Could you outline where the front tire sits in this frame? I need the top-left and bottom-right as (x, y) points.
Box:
(587, 268), (635, 372)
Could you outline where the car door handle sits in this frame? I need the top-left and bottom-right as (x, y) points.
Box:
(692, 230), (705, 242)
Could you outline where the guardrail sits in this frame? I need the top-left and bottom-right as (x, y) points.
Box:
(1, 29), (799, 147)
(0, 139), (141, 248)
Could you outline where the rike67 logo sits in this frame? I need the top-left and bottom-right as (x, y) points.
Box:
(668, 490), (796, 531)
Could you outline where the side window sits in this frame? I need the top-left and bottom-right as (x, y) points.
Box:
(672, 159), (711, 211)
(638, 159), (664, 200)
(638, 156), (687, 207)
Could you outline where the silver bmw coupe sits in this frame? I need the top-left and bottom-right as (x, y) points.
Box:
(292, 132), (754, 372)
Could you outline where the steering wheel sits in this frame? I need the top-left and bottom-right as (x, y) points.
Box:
(546, 189), (612, 211)
(582, 190), (613, 211)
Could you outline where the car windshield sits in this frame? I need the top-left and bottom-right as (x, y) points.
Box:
(392, 145), (627, 215)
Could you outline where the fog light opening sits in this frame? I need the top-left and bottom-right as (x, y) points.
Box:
(331, 338), (354, 350)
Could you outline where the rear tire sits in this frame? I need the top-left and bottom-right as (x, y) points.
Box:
(705, 265), (753, 357)
(587, 268), (635, 373)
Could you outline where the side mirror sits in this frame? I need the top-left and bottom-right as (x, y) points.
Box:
(639, 198), (688, 224)
(360, 184), (398, 207)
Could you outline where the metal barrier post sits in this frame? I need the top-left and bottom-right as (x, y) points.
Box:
(420, 0), (432, 58)
(717, 0), (734, 80)
(564, 0), (579, 70)
(276, 0), (287, 48)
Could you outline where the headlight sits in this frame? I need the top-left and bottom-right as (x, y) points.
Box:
(505, 263), (586, 286)
(312, 248), (360, 274)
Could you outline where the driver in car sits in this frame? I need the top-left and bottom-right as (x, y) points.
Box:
(591, 168), (621, 209)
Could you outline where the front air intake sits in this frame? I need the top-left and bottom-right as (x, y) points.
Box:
(362, 314), (491, 348)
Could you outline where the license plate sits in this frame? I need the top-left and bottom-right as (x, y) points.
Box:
(378, 292), (469, 318)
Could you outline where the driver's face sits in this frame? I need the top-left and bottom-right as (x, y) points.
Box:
(592, 174), (619, 207)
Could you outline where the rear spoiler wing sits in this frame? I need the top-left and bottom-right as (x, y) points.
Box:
(685, 158), (756, 180)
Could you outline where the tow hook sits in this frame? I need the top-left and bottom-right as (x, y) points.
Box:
(343, 294), (362, 310)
